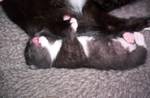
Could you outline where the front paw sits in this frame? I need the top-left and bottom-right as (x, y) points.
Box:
(63, 15), (78, 32)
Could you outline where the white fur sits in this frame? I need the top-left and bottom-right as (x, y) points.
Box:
(63, 15), (71, 21)
(143, 27), (150, 31)
(77, 36), (94, 57)
(134, 32), (147, 48)
(39, 36), (62, 64)
(63, 16), (78, 32)
(70, 18), (78, 32)
(112, 32), (146, 52)
(68, 0), (87, 13)
(113, 38), (137, 52)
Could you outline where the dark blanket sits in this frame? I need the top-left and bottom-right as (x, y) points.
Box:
(0, 0), (150, 98)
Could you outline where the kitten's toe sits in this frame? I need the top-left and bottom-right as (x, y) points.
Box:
(123, 32), (135, 44)
(134, 32), (147, 48)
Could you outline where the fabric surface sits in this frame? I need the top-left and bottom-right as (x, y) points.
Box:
(0, 0), (150, 98)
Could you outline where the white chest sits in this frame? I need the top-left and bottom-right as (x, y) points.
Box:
(68, 0), (87, 13)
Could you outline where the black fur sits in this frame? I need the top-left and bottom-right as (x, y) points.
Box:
(2, 0), (149, 70)
(1, 0), (150, 37)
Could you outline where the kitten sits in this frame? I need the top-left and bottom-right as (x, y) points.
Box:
(2, 0), (150, 37)
(2, 0), (148, 70)
(25, 17), (147, 70)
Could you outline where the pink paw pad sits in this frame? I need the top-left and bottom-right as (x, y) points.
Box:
(63, 15), (71, 21)
(32, 37), (41, 47)
(123, 32), (135, 44)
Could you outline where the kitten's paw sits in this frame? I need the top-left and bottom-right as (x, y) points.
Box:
(32, 36), (49, 48)
(70, 18), (78, 32)
(113, 38), (136, 52)
(63, 15), (78, 32)
(134, 32), (147, 48)
(63, 15), (71, 21)
(123, 32), (135, 44)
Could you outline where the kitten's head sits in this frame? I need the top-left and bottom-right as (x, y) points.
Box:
(24, 36), (53, 69)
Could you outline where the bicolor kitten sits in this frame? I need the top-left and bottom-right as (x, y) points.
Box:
(25, 17), (147, 70)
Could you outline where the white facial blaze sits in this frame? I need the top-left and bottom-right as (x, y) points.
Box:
(39, 36), (62, 64)
(68, 0), (87, 13)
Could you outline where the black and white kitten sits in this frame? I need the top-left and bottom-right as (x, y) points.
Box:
(1, 0), (150, 37)
(2, 0), (148, 70)
(25, 17), (147, 70)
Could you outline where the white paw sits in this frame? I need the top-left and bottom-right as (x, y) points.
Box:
(63, 15), (78, 32)
(63, 15), (71, 21)
(70, 18), (78, 32)
(134, 32), (147, 48)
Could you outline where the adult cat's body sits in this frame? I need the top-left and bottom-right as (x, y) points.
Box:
(25, 17), (147, 70)
(1, 0), (150, 37)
